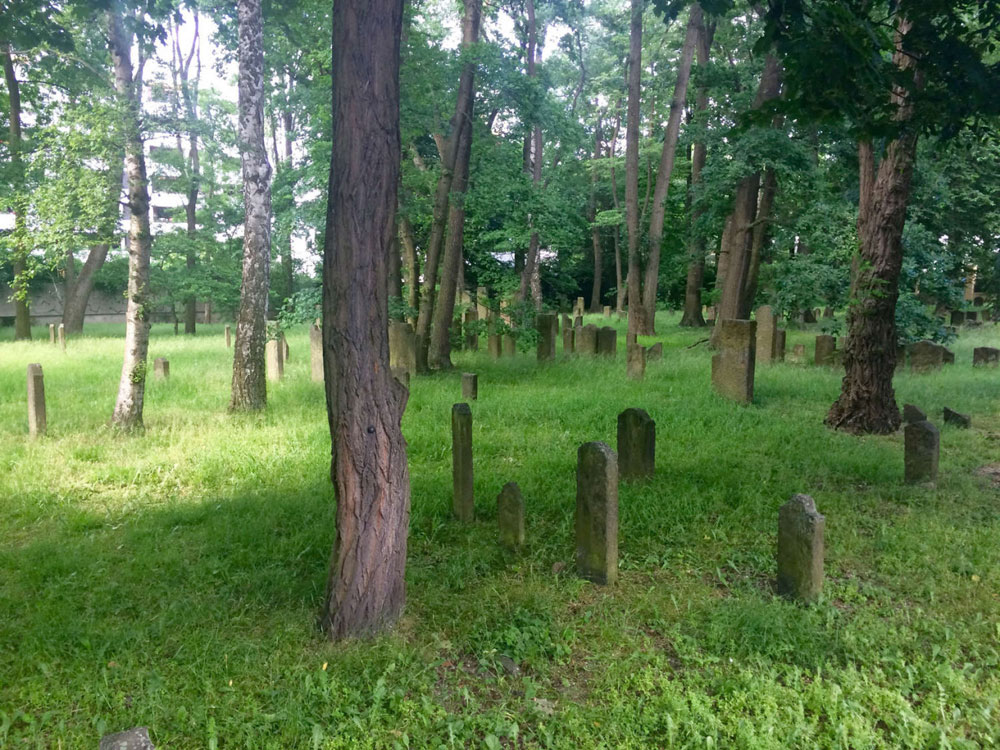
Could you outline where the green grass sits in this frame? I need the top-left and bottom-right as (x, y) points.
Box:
(1, 313), (1000, 748)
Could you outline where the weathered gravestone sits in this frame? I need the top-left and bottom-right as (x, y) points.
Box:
(310, 324), (324, 382)
(776, 329), (786, 361)
(973, 347), (1000, 366)
(225, 324), (232, 348)
(536, 313), (556, 361)
(497, 481), (525, 549)
(646, 342), (663, 361)
(562, 325), (575, 354)
(58, 323), (66, 351)
(777, 494), (825, 602)
(791, 343), (806, 363)
(575, 296), (585, 316)
(99, 727), (156, 750)
(562, 314), (572, 331)
(597, 326), (617, 358)
(950, 310), (965, 326)
(49, 324), (56, 344)
(574, 314), (583, 329)
(814, 335), (836, 366)
(578, 324), (598, 355)
(389, 321), (416, 381)
(488, 333), (502, 358)
(503, 334), (516, 357)
(909, 340), (944, 373)
(153, 357), (169, 380)
(266, 339), (284, 381)
(281, 333), (289, 362)
(626, 343), (645, 380)
(755, 305), (779, 364)
(943, 406), (971, 428)
(895, 344), (906, 372)
(967, 311), (979, 323)
(576, 441), (618, 585)
(711, 319), (756, 403)
(904, 419), (939, 484)
(452, 403), (474, 522)
(461, 372), (478, 401)
(942, 347), (955, 364)
(823, 307), (834, 318)
(903, 403), (926, 423)
(464, 309), (479, 351)
(603, 305), (611, 318)
(26, 364), (46, 438)
(617, 408), (654, 481)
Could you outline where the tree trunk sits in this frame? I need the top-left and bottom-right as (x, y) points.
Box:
(230, 0), (272, 411)
(624, 0), (643, 340)
(64, 244), (111, 333)
(3, 48), (31, 340)
(588, 115), (603, 312)
(108, 8), (153, 431)
(827, 17), (919, 435)
(741, 166), (777, 308)
(638, 4), (701, 334)
(428, 0), (480, 369)
(516, 0), (543, 310)
(322, 0), (410, 640)
(399, 214), (419, 325)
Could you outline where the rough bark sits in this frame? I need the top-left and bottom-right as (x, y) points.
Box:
(3, 48), (31, 340)
(322, 0), (410, 640)
(399, 213), (419, 325)
(108, 8), (153, 431)
(589, 115), (603, 312)
(827, 17), (919, 435)
(625, 0), (642, 340)
(608, 106), (624, 313)
(230, 0), (272, 411)
(516, 0), (543, 309)
(63, 244), (111, 333)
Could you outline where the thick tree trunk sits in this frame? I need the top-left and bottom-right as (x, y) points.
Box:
(64, 244), (111, 333)
(742, 166), (777, 308)
(322, 0), (410, 640)
(827, 18), (919, 435)
(607, 108), (624, 313)
(516, 0), (543, 310)
(399, 214), (419, 324)
(230, 0), (272, 411)
(589, 116), (603, 312)
(108, 9), (153, 431)
(638, 3), (701, 334)
(3, 48), (31, 340)
(624, 0), (643, 340)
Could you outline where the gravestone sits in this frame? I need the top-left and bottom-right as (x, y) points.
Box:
(967, 311), (978, 323)
(942, 347), (955, 365)
(99, 727), (156, 750)
(776, 494), (825, 602)
(706, 306), (716, 323)
(755, 305), (778, 364)
(389, 321), (416, 380)
(711, 319), (756, 403)
(578, 324), (598, 355)
(497, 482), (525, 549)
(814, 335), (836, 366)
(574, 314), (583, 329)
(895, 344), (906, 372)
(281, 333), (289, 362)
(452, 403), (474, 522)
(903, 403), (926, 423)
(823, 307), (834, 318)
(603, 305), (611, 317)
(503, 334), (516, 357)
(575, 441), (618, 585)
(791, 343), (806, 362)
(626, 343), (646, 380)
(617, 408), (654, 481)
(943, 406), (971, 428)
(153, 357), (169, 380)
(646, 342), (663, 361)
(488, 333), (501, 358)
(310, 324), (324, 382)
(775, 329), (786, 362)
(464, 309), (479, 351)
(225, 324), (232, 348)
(950, 310), (965, 326)
(461, 372), (478, 401)
(476, 286), (489, 322)
(909, 340), (944, 373)
(266, 339), (284, 381)
(536, 313), (556, 361)
(562, 314), (572, 332)
(904, 419), (939, 484)
(58, 323), (66, 351)
(26, 363), (46, 438)
(49, 324), (56, 344)
(562, 325), (575, 354)
(597, 327), (617, 358)
(973, 346), (1000, 366)
(575, 296), (585, 316)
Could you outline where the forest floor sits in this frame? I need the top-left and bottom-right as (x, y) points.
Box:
(1, 312), (999, 748)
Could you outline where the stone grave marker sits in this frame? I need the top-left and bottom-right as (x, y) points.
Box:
(562, 325), (575, 355)
(488, 333), (502, 358)
(27, 363), (46, 438)
(776, 329), (786, 361)
(576, 441), (618, 585)
(603, 305), (611, 317)
(626, 343), (645, 380)
(777, 494), (825, 602)
(711, 319), (756, 403)
(452, 403), (474, 521)
(281, 332), (289, 362)
(461, 372), (478, 401)
(389, 321), (416, 381)
(597, 326), (617, 358)
(950, 310), (965, 326)
(903, 403), (926, 423)
(814, 335), (836, 366)
(791, 343), (806, 362)
(574, 314), (583, 328)
(497, 482), (525, 549)
(153, 357), (169, 380)
(99, 727), (156, 750)
(49, 324), (56, 344)
(617, 407), (654, 481)
(909, 340), (944, 373)
(58, 323), (66, 351)
(536, 313), (556, 361)
(310, 324), (324, 382)
(464, 309), (479, 351)
(973, 347), (1000, 366)
(578, 324), (598, 355)
(943, 407), (971, 428)
(266, 339), (284, 381)
(755, 305), (778, 364)
(905, 419), (939, 484)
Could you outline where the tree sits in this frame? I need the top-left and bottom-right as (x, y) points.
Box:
(230, 0), (272, 412)
(2, 46), (31, 339)
(321, 0), (410, 639)
(624, 0), (643, 341)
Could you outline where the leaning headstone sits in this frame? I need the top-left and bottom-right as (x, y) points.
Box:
(389, 321), (416, 380)
(225, 324), (232, 348)
(266, 338), (284, 381)
(487, 333), (502, 358)
(943, 406), (971, 429)
(617, 408), (654, 481)
(497, 482), (525, 549)
(26, 363), (46, 438)
(814, 335), (836, 366)
(310, 324), (324, 382)
(775, 329), (786, 362)
(904, 420), (939, 484)
(711, 319), (756, 403)
(562, 325), (575, 355)
(503, 334), (516, 357)
(578, 324), (598, 355)
(973, 347), (1000, 366)
(452, 403), (474, 522)
(49, 324), (56, 344)
(902, 403), (926, 423)
(646, 342), (663, 361)
(461, 372), (478, 401)
(909, 340), (944, 373)
(575, 441), (618, 585)
(776, 494), (825, 602)
(626, 343), (645, 380)
(99, 727), (156, 750)
(536, 313), (556, 361)
(58, 323), (66, 351)
(603, 305), (611, 318)
(755, 305), (778, 364)
(153, 357), (169, 380)
(596, 326), (617, 358)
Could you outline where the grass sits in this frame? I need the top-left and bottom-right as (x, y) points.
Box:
(1, 312), (999, 748)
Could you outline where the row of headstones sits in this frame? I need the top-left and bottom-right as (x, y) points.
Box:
(903, 403), (972, 483)
(452, 402), (823, 600)
(949, 310), (986, 326)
